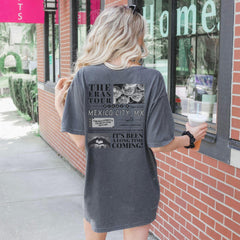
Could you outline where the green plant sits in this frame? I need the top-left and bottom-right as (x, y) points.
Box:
(0, 52), (23, 74)
(8, 77), (38, 123)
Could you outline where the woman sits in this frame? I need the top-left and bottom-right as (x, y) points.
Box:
(55, 5), (207, 240)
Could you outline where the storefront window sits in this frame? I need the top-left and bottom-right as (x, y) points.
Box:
(175, 0), (220, 123)
(142, 0), (220, 125)
(78, 0), (87, 56)
(45, 11), (59, 82)
(143, 0), (169, 89)
(77, 0), (100, 56)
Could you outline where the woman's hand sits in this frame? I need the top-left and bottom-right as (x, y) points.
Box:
(185, 122), (208, 142)
(55, 78), (68, 120)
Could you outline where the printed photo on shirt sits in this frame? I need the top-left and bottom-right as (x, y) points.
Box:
(113, 84), (144, 104)
(88, 133), (111, 149)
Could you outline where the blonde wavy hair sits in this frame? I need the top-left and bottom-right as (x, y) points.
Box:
(63, 5), (148, 102)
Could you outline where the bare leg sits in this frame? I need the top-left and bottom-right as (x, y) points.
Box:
(123, 223), (151, 240)
(84, 218), (107, 240)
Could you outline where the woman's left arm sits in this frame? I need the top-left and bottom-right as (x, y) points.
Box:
(55, 78), (85, 152)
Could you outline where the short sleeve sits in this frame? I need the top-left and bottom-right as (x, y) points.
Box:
(61, 69), (85, 135)
(146, 73), (175, 148)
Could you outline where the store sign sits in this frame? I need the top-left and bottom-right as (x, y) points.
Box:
(0, 0), (45, 24)
(144, 0), (220, 38)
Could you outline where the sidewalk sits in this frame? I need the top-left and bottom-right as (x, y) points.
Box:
(0, 97), (123, 240)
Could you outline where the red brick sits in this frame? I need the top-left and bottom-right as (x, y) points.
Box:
(165, 173), (175, 184)
(201, 193), (215, 208)
(225, 217), (240, 235)
(180, 226), (192, 239)
(226, 175), (240, 190)
(202, 174), (217, 188)
(216, 202), (232, 218)
(232, 118), (240, 128)
(202, 155), (218, 168)
(176, 179), (187, 191)
(169, 216), (180, 231)
(171, 151), (182, 161)
(163, 205), (174, 218)
(237, 2), (240, 12)
(209, 167), (225, 181)
(169, 199), (180, 213)
(182, 172), (194, 186)
(206, 226), (222, 240)
(235, 189), (240, 200)
(233, 72), (240, 83)
(233, 84), (240, 94)
(188, 185), (200, 198)
(233, 233), (240, 240)
(181, 191), (194, 204)
(237, 169), (240, 178)
(170, 184), (181, 197)
(187, 204), (199, 218)
(186, 222), (199, 237)
(195, 161), (209, 174)
(194, 198), (208, 213)
(199, 231), (212, 240)
(231, 130), (240, 140)
(177, 147), (189, 156)
(177, 161), (188, 174)
(170, 167), (181, 179)
(209, 188), (224, 202)
(180, 208), (192, 222)
(218, 160), (236, 175)
(188, 167), (202, 180)
(200, 212), (215, 228)
(225, 196), (240, 212)
(233, 211), (240, 223)
(217, 181), (234, 197)
(234, 61), (240, 71)
(235, 49), (240, 59)
(182, 156), (195, 167)
(232, 96), (240, 106)
(195, 180), (209, 194)
(208, 208), (224, 223)
(189, 150), (202, 161)
(232, 107), (240, 118)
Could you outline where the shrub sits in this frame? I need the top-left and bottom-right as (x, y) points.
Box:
(9, 77), (38, 123)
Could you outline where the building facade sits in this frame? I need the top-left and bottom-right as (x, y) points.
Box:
(36, 0), (240, 239)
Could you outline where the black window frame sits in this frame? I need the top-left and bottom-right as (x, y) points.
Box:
(129, 0), (234, 163)
(44, 11), (59, 83)
(71, 0), (104, 70)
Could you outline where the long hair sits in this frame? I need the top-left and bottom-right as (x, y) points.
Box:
(63, 5), (148, 102)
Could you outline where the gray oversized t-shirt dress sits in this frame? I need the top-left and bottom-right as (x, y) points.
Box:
(61, 63), (174, 233)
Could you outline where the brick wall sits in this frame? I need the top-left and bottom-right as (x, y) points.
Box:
(232, 1), (240, 141)
(59, 0), (71, 78)
(150, 149), (240, 240)
(36, 24), (44, 83)
(38, 89), (86, 174)
(36, 0), (240, 239)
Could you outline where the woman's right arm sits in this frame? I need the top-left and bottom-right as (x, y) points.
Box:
(150, 122), (208, 153)
(55, 78), (85, 152)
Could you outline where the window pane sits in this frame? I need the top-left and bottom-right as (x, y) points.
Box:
(175, 0), (220, 124)
(143, 0), (169, 89)
(78, 0), (87, 56)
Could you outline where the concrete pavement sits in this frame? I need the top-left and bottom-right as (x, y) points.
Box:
(0, 97), (124, 240)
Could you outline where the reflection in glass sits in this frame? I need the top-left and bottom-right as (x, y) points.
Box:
(143, 0), (169, 89)
(175, 0), (220, 124)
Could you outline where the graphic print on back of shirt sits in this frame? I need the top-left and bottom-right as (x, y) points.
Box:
(87, 83), (145, 149)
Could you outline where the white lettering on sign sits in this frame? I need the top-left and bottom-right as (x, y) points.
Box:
(18, 0), (23, 21)
(156, 0), (219, 37)
(177, 4), (196, 36)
